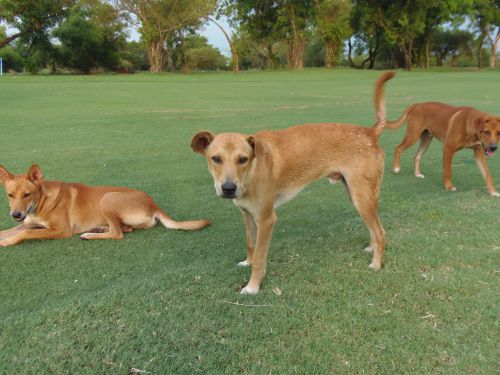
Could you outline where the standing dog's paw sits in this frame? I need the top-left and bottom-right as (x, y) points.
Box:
(369, 261), (381, 271)
(392, 167), (400, 174)
(415, 173), (425, 179)
(237, 259), (251, 267)
(363, 246), (373, 253)
(490, 191), (500, 197)
(240, 284), (259, 295)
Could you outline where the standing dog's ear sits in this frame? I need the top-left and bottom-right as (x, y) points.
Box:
(191, 131), (215, 155)
(247, 136), (265, 158)
(475, 117), (486, 132)
(27, 164), (43, 185)
(0, 165), (13, 185)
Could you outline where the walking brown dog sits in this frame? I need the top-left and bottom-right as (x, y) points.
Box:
(191, 72), (395, 294)
(0, 164), (210, 246)
(388, 102), (500, 196)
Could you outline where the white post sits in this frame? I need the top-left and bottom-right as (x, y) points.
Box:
(0, 58), (2, 77)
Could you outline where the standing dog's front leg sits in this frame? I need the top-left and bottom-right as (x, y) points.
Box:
(239, 209), (256, 266)
(473, 146), (499, 196)
(443, 146), (458, 191)
(240, 209), (277, 295)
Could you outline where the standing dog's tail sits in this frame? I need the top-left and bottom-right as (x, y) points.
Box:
(372, 71), (396, 137)
(156, 210), (210, 231)
(385, 104), (417, 130)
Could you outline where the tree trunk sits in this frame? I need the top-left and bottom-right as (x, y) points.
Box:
(208, 17), (239, 73)
(287, 4), (304, 69)
(147, 38), (165, 73)
(486, 28), (500, 68)
(425, 41), (430, 68)
(477, 30), (486, 69)
(324, 41), (337, 68)
(0, 32), (22, 49)
(402, 36), (413, 71)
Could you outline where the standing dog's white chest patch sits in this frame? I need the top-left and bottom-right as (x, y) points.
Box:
(274, 187), (304, 208)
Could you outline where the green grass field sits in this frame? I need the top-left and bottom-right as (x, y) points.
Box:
(0, 69), (498, 374)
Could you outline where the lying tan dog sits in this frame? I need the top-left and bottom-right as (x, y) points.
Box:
(388, 102), (500, 195)
(0, 164), (210, 246)
(191, 72), (395, 294)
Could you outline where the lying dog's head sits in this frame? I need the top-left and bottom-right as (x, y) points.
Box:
(0, 165), (43, 221)
(475, 116), (500, 157)
(191, 131), (261, 199)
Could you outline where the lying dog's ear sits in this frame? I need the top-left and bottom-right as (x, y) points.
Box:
(0, 165), (13, 184)
(27, 164), (43, 185)
(475, 117), (485, 132)
(247, 136), (265, 158)
(191, 131), (214, 155)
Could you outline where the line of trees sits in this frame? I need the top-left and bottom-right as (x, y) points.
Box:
(0, 0), (498, 74)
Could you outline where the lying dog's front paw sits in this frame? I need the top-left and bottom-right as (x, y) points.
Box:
(237, 259), (251, 267)
(240, 284), (259, 295)
(80, 233), (91, 240)
(490, 191), (500, 197)
(0, 239), (15, 247)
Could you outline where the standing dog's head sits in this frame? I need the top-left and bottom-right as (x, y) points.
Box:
(475, 116), (500, 157)
(191, 131), (262, 199)
(0, 165), (43, 221)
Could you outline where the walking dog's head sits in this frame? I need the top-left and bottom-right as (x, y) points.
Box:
(0, 165), (43, 221)
(475, 116), (500, 157)
(191, 131), (261, 199)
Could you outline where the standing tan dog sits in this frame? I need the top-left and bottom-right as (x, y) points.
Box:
(191, 72), (395, 294)
(388, 102), (500, 195)
(0, 164), (210, 246)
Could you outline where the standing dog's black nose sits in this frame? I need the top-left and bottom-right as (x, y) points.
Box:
(489, 144), (497, 152)
(11, 211), (23, 220)
(221, 181), (237, 196)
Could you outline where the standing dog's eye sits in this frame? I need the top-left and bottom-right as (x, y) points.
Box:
(211, 156), (222, 164)
(484, 130), (491, 136)
(238, 156), (248, 164)
(496, 131), (500, 136)
(7, 193), (13, 198)
(23, 192), (31, 198)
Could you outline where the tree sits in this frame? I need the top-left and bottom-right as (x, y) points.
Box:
(431, 28), (474, 66)
(223, 0), (281, 69)
(314, 0), (351, 68)
(472, 0), (500, 68)
(0, 0), (74, 49)
(348, 0), (387, 69)
(116, 0), (216, 72)
(53, 2), (126, 73)
(415, 0), (469, 68)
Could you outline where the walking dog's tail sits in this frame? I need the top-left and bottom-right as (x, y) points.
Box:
(156, 210), (210, 231)
(385, 104), (417, 130)
(372, 71), (396, 137)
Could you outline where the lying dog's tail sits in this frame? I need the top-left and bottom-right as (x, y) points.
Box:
(155, 210), (210, 231)
(372, 71), (396, 137)
(385, 104), (417, 130)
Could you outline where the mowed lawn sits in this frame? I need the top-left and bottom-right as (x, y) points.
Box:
(0, 69), (498, 374)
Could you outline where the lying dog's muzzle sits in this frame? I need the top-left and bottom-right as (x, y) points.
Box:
(11, 210), (25, 221)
